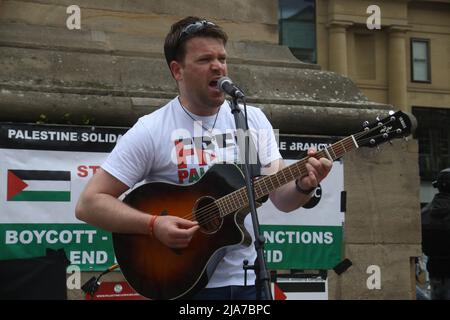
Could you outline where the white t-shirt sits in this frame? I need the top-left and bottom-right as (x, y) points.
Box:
(102, 97), (282, 288)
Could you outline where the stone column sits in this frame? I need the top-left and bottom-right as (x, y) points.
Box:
(327, 21), (352, 76)
(388, 26), (409, 111)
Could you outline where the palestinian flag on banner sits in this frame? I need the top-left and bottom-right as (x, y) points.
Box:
(271, 280), (327, 300)
(7, 169), (71, 202)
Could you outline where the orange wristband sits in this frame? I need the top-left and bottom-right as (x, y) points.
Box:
(149, 215), (158, 236)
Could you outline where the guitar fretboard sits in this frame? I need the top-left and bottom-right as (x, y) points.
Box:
(215, 135), (359, 216)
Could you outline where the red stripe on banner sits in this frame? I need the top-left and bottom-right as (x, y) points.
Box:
(7, 170), (28, 200)
(274, 283), (287, 300)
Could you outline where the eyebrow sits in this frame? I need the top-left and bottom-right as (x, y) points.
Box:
(195, 52), (227, 59)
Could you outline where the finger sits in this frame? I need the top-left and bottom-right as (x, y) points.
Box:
(307, 147), (317, 156)
(184, 225), (200, 237)
(308, 170), (318, 187)
(172, 225), (199, 239)
(312, 162), (326, 179)
(166, 233), (191, 246)
(301, 173), (317, 189)
(320, 158), (333, 171)
(308, 157), (321, 170)
(315, 159), (332, 180)
(308, 158), (329, 179)
(305, 162), (320, 179)
(171, 232), (197, 246)
(175, 217), (199, 228)
(189, 225), (200, 232)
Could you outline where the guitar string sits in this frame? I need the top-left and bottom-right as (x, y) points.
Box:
(181, 133), (367, 225)
(186, 149), (349, 225)
(186, 132), (374, 225)
(178, 119), (399, 225)
(183, 135), (361, 223)
(178, 138), (355, 224)
(185, 140), (360, 225)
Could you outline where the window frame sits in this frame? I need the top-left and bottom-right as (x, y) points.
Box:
(410, 38), (431, 83)
(278, 0), (317, 64)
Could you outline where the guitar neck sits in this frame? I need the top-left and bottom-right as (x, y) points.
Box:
(216, 135), (359, 216)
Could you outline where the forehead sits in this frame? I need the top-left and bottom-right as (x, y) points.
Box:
(183, 37), (227, 57)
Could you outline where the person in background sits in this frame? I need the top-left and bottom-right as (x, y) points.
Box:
(422, 168), (450, 300)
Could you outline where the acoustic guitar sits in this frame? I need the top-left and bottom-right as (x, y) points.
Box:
(112, 110), (414, 299)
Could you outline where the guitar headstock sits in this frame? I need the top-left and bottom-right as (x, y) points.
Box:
(355, 111), (415, 148)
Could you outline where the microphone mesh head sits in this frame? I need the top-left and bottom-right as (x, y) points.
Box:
(217, 76), (232, 91)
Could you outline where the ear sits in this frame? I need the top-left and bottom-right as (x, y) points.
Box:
(170, 60), (183, 81)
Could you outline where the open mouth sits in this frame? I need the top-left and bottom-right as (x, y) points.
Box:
(209, 80), (218, 89)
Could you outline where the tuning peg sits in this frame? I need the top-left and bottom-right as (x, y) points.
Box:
(376, 115), (381, 121)
(388, 110), (395, 116)
(362, 121), (370, 131)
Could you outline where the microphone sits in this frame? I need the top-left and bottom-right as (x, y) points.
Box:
(217, 76), (245, 99)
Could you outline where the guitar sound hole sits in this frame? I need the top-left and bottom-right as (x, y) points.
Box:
(193, 196), (223, 234)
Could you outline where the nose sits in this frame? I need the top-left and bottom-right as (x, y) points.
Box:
(211, 58), (226, 73)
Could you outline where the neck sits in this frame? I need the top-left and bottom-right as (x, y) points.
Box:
(215, 136), (360, 217)
(178, 96), (221, 116)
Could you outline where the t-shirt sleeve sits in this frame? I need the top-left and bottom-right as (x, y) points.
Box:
(250, 108), (282, 166)
(101, 119), (155, 188)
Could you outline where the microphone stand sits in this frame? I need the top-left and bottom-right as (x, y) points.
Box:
(228, 96), (273, 301)
(81, 263), (120, 299)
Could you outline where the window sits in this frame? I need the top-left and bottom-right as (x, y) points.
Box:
(412, 107), (450, 181)
(279, 0), (316, 63)
(411, 39), (431, 83)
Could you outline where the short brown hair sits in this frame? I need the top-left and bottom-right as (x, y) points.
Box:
(164, 16), (228, 67)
